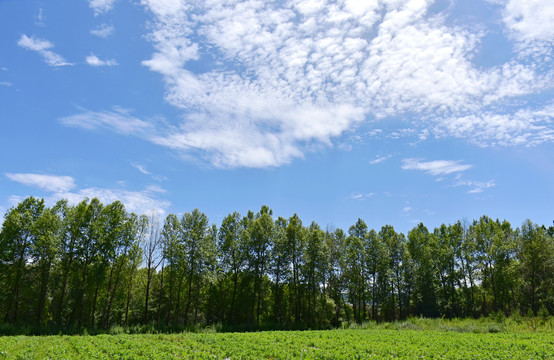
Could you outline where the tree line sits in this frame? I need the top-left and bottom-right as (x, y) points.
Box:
(1, 197), (553, 331)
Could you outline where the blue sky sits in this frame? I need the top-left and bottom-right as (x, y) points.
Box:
(1, 0), (553, 234)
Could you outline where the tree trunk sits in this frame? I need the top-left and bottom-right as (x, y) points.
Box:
(36, 260), (52, 326)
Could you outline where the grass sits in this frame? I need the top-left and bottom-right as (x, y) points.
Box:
(344, 313), (554, 334)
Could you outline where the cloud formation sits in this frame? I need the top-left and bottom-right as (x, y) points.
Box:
(132, 163), (151, 176)
(401, 158), (496, 194)
(57, 0), (552, 168)
(503, 0), (554, 42)
(433, 103), (554, 147)
(349, 192), (375, 200)
(6, 173), (76, 192)
(457, 179), (496, 194)
(86, 54), (118, 67)
(90, 24), (114, 38)
(89, 0), (117, 15)
(57, 186), (169, 216)
(369, 155), (392, 165)
(401, 159), (473, 176)
(5, 172), (169, 216)
(59, 107), (153, 135)
(17, 35), (72, 67)
(133, 0), (553, 167)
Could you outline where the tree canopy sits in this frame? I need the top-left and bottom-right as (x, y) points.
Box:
(0, 197), (553, 331)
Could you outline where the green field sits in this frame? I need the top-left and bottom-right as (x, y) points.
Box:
(1, 329), (553, 359)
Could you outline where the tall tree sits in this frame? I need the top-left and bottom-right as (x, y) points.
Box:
(180, 209), (210, 325)
(248, 206), (274, 326)
(304, 222), (328, 326)
(407, 223), (438, 317)
(286, 213), (305, 325)
(218, 212), (247, 324)
(517, 220), (554, 315)
(270, 217), (290, 324)
(32, 204), (63, 326)
(160, 213), (181, 323)
(142, 214), (163, 323)
(0, 197), (46, 324)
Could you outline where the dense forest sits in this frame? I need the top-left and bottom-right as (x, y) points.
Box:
(0, 197), (553, 332)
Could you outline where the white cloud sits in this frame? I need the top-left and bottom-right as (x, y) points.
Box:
(54, 0), (551, 168)
(369, 154), (392, 165)
(0, 81), (12, 87)
(17, 35), (72, 67)
(455, 179), (496, 194)
(402, 158), (473, 176)
(57, 186), (169, 216)
(134, 0), (552, 168)
(86, 54), (118, 67)
(401, 159), (496, 194)
(503, 0), (554, 42)
(5, 172), (169, 216)
(132, 163), (151, 176)
(90, 24), (114, 38)
(59, 107), (153, 136)
(5, 173), (76, 192)
(89, 0), (117, 15)
(433, 103), (554, 147)
(349, 192), (374, 200)
(131, 162), (167, 182)
(35, 8), (45, 26)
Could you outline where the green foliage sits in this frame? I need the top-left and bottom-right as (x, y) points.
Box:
(0, 327), (553, 359)
(1, 197), (554, 334)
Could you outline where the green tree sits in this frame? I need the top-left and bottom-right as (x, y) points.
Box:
(304, 221), (328, 326)
(517, 220), (554, 315)
(180, 209), (210, 325)
(407, 223), (438, 317)
(32, 203), (63, 326)
(270, 217), (290, 324)
(286, 213), (305, 325)
(218, 212), (247, 324)
(0, 197), (46, 324)
(142, 214), (163, 323)
(160, 213), (181, 323)
(248, 206), (274, 326)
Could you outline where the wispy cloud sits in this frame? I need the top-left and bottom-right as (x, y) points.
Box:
(5, 172), (169, 216)
(58, 0), (553, 168)
(17, 35), (72, 67)
(456, 179), (496, 194)
(369, 155), (392, 165)
(349, 193), (375, 200)
(58, 186), (169, 216)
(134, 0), (552, 168)
(401, 158), (495, 194)
(86, 54), (118, 67)
(131, 163), (151, 176)
(433, 103), (554, 147)
(35, 8), (45, 27)
(90, 24), (114, 38)
(131, 162), (166, 182)
(0, 81), (12, 87)
(401, 159), (473, 176)
(89, 0), (117, 16)
(59, 107), (153, 135)
(5, 173), (76, 192)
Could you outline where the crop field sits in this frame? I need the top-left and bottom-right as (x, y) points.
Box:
(1, 329), (553, 359)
